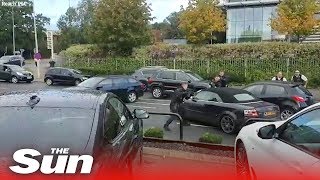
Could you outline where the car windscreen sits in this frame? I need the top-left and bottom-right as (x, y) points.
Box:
(0, 56), (11, 62)
(294, 86), (313, 96)
(0, 107), (95, 154)
(78, 77), (105, 88)
(8, 66), (24, 71)
(186, 72), (204, 81)
(71, 69), (82, 74)
(233, 93), (258, 102)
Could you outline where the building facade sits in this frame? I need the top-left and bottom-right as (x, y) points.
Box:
(220, 0), (283, 43)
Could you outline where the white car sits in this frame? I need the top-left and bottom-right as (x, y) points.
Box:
(235, 103), (320, 180)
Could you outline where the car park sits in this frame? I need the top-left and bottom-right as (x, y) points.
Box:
(132, 66), (168, 91)
(67, 76), (144, 103)
(0, 89), (149, 176)
(244, 81), (315, 120)
(0, 55), (25, 66)
(44, 67), (89, 86)
(0, 64), (34, 83)
(181, 88), (280, 134)
(235, 103), (320, 180)
(148, 69), (211, 99)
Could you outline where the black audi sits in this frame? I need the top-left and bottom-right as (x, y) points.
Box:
(0, 90), (149, 178)
(180, 88), (280, 134)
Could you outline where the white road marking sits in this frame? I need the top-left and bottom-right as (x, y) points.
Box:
(176, 123), (211, 128)
(134, 102), (170, 106)
(127, 105), (157, 109)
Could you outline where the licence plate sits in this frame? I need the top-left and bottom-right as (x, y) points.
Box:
(265, 111), (276, 116)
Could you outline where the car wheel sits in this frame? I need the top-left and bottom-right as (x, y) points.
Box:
(280, 107), (295, 120)
(220, 115), (237, 134)
(11, 76), (18, 84)
(74, 79), (81, 86)
(127, 91), (137, 103)
(45, 78), (53, 86)
(152, 87), (163, 99)
(236, 142), (251, 180)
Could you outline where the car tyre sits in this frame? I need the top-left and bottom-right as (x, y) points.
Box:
(220, 115), (237, 134)
(26, 80), (32, 83)
(152, 87), (163, 99)
(74, 79), (81, 86)
(280, 107), (295, 120)
(236, 142), (251, 180)
(11, 76), (18, 84)
(45, 78), (53, 86)
(127, 91), (137, 103)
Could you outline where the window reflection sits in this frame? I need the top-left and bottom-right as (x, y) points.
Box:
(227, 5), (277, 43)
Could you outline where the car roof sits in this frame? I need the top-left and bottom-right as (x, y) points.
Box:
(162, 69), (191, 72)
(0, 89), (106, 109)
(206, 87), (250, 95)
(247, 81), (296, 87)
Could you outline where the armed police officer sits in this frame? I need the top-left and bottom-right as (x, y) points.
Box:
(164, 81), (192, 131)
(292, 70), (308, 88)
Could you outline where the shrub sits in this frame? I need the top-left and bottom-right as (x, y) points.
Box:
(64, 44), (104, 59)
(199, 133), (223, 144)
(144, 127), (164, 139)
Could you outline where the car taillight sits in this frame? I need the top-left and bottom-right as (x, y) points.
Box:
(292, 96), (305, 103)
(147, 77), (153, 84)
(244, 109), (259, 117)
(140, 83), (146, 89)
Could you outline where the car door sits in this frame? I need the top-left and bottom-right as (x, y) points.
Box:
(112, 78), (128, 99)
(252, 109), (320, 179)
(103, 97), (135, 168)
(0, 65), (12, 81)
(261, 85), (288, 105)
(243, 84), (265, 98)
(176, 72), (193, 88)
(60, 69), (74, 83)
(158, 70), (178, 92)
(97, 78), (113, 92)
(49, 68), (61, 82)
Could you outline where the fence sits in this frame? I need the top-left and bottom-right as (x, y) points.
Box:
(64, 56), (320, 84)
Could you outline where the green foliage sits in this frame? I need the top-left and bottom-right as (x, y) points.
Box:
(152, 11), (185, 39)
(199, 133), (223, 144)
(91, 0), (152, 55)
(64, 44), (104, 58)
(144, 127), (164, 139)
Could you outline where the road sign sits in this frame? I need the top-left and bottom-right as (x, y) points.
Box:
(46, 31), (53, 50)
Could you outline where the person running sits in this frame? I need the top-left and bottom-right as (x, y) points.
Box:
(272, 71), (287, 81)
(292, 70), (308, 88)
(164, 82), (192, 131)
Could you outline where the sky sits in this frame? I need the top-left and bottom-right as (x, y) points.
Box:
(35, 0), (189, 30)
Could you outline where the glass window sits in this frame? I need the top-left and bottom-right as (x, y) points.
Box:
(61, 69), (71, 76)
(244, 21), (254, 36)
(159, 71), (175, 79)
(236, 21), (245, 37)
(98, 79), (113, 86)
(113, 78), (127, 85)
(253, 21), (263, 36)
(78, 77), (105, 88)
(245, 7), (254, 21)
(186, 72), (203, 81)
(105, 102), (121, 141)
(48, 68), (61, 74)
(128, 78), (138, 83)
(254, 7), (263, 21)
(244, 85), (264, 96)
(229, 21), (237, 36)
(234, 93), (257, 102)
(108, 98), (132, 127)
(265, 85), (286, 95)
(195, 91), (222, 102)
(280, 109), (320, 157)
(176, 72), (190, 81)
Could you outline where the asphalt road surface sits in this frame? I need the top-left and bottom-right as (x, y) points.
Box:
(0, 81), (237, 146)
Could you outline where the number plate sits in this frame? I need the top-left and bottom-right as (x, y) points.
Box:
(265, 111), (276, 116)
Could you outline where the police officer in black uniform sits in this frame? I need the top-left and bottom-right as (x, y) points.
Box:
(292, 70), (308, 88)
(164, 81), (192, 131)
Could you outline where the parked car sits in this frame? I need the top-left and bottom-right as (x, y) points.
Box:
(181, 88), (280, 134)
(243, 81), (315, 120)
(0, 64), (34, 83)
(235, 103), (320, 180)
(148, 69), (211, 99)
(44, 67), (89, 86)
(132, 66), (168, 91)
(67, 76), (144, 103)
(0, 90), (148, 177)
(0, 55), (25, 66)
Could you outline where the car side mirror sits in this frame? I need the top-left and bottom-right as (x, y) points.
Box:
(258, 124), (277, 139)
(133, 109), (149, 119)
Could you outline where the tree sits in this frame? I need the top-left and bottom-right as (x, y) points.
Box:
(179, 0), (225, 44)
(0, 0), (50, 57)
(91, 0), (152, 55)
(270, 0), (320, 42)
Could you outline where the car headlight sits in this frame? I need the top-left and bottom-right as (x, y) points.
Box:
(16, 72), (23, 76)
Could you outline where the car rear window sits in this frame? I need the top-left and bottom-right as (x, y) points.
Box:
(233, 93), (258, 102)
(0, 107), (95, 154)
(294, 86), (312, 96)
(128, 78), (138, 83)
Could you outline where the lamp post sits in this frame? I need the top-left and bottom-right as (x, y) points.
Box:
(12, 3), (15, 54)
(33, 0), (38, 54)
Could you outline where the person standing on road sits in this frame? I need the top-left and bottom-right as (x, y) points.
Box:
(164, 82), (192, 131)
(292, 70), (308, 88)
(211, 71), (228, 88)
(272, 71), (287, 81)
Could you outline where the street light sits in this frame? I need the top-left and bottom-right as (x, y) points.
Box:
(12, 3), (15, 54)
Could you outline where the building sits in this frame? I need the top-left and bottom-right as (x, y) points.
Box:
(220, 0), (284, 43)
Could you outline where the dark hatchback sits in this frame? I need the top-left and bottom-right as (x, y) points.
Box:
(44, 67), (89, 86)
(67, 76), (144, 103)
(180, 88), (280, 134)
(0, 55), (25, 66)
(148, 69), (211, 99)
(0, 90), (149, 178)
(244, 81), (315, 120)
(0, 64), (34, 83)
(132, 66), (168, 91)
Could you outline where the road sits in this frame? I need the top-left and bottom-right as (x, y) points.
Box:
(0, 81), (237, 146)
